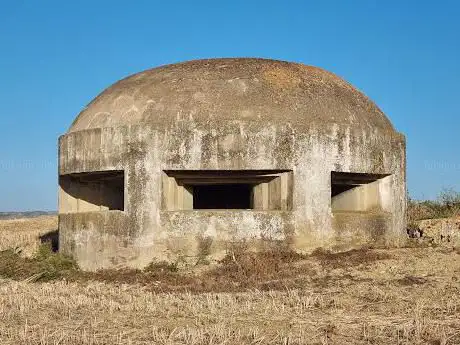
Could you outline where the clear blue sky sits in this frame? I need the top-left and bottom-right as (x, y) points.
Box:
(0, 0), (459, 211)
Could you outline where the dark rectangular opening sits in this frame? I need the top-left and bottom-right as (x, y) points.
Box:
(163, 170), (293, 211)
(192, 184), (253, 209)
(59, 170), (124, 212)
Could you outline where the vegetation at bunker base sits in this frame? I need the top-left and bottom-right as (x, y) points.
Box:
(0, 242), (312, 291)
(0, 236), (457, 294)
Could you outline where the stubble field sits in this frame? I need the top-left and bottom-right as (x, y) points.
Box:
(0, 216), (459, 345)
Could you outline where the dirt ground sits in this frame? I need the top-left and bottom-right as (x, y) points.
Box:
(0, 216), (459, 345)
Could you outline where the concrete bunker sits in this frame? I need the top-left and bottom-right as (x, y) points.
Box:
(58, 58), (406, 270)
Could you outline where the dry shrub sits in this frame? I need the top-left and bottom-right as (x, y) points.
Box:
(202, 248), (309, 291)
(217, 248), (306, 278)
(310, 247), (392, 269)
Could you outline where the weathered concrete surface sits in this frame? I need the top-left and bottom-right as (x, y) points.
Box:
(69, 58), (394, 133)
(58, 58), (406, 271)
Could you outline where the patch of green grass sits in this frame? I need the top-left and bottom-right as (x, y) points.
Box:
(0, 243), (78, 282)
(143, 260), (179, 273)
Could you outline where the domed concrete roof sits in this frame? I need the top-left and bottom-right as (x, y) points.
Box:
(69, 58), (395, 133)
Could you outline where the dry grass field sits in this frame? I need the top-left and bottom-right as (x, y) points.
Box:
(1, 216), (460, 345)
(0, 216), (57, 255)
